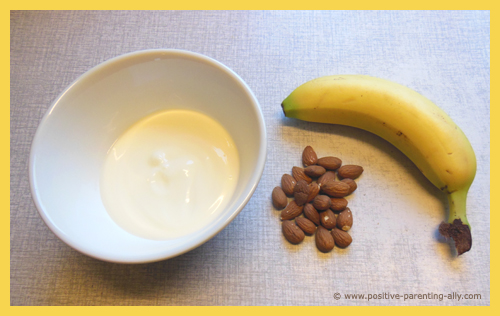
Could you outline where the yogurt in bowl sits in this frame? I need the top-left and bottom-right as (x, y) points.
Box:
(101, 109), (240, 240)
(29, 49), (266, 263)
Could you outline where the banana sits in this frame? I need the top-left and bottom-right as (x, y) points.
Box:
(281, 75), (476, 255)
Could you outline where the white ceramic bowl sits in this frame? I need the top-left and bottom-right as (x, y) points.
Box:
(29, 49), (266, 263)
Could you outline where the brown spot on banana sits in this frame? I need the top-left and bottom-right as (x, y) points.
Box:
(440, 185), (457, 194)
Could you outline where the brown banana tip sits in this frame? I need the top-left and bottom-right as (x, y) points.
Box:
(439, 219), (472, 256)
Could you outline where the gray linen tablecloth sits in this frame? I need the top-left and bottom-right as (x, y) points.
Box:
(10, 10), (490, 306)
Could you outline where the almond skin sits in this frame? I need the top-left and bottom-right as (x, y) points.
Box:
(306, 182), (320, 202)
(303, 203), (320, 225)
(337, 208), (353, 231)
(302, 146), (318, 167)
(281, 174), (297, 196)
(293, 180), (310, 206)
(338, 165), (364, 179)
(341, 178), (357, 195)
(315, 226), (335, 253)
(296, 217), (316, 235)
(320, 209), (337, 229)
(304, 165), (326, 178)
(321, 180), (350, 198)
(313, 195), (332, 211)
(330, 197), (348, 212)
(317, 156), (342, 170)
(281, 200), (304, 220)
(282, 220), (305, 244)
(272, 186), (288, 210)
(331, 228), (352, 248)
(292, 166), (313, 184)
(317, 171), (336, 187)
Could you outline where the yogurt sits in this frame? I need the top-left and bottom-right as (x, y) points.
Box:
(100, 110), (239, 240)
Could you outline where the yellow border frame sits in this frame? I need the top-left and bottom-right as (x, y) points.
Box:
(6, 5), (492, 310)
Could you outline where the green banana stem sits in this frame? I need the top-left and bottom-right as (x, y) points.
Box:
(447, 189), (469, 225)
(439, 188), (472, 255)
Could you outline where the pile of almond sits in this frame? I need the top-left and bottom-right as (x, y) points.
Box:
(272, 146), (363, 253)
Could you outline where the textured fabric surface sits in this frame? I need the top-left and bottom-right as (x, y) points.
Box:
(10, 10), (490, 306)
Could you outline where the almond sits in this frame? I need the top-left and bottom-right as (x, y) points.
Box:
(304, 165), (326, 178)
(317, 156), (342, 170)
(338, 165), (364, 179)
(330, 197), (348, 212)
(315, 226), (335, 253)
(292, 166), (312, 183)
(303, 203), (320, 225)
(281, 174), (297, 196)
(281, 200), (304, 220)
(320, 209), (336, 229)
(306, 182), (320, 202)
(337, 208), (353, 231)
(331, 228), (352, 248)
(317, 171), (336, 187)
(341, 178), (357, 195)
(282, 220), (305, 244)
(295, 217), (316, 235)
(272, 186), (288, 210)
(313, 195), (332, 211)
(302, 146), (318, 167)
(293, 180), (310, 206)
(321, 180), (350, 198)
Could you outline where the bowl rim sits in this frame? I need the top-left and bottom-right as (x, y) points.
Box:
(28, 49), (267, 263)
